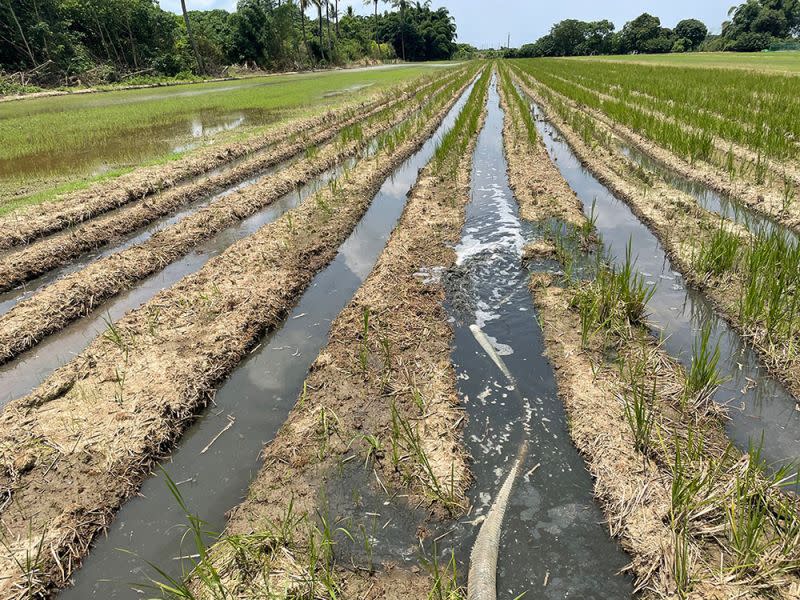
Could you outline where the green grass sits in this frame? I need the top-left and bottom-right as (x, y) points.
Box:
(572, 51), (800, 74)
(0, 64), (451, 205)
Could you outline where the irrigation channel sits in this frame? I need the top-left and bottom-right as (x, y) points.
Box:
(0, 77), (459, 405)
(59, 79), (476, 599)
(437, 77), (632, 597)
(522, 91), (800, 472)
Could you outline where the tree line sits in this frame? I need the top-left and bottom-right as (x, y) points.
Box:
(506, 0), (800, 58)
(0, 0), (457, 87)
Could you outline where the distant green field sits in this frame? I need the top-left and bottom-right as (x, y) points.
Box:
(571, 51), (800, 74)
(0, 64), (450, 205)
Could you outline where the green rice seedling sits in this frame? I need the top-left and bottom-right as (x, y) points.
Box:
(684, 322), (724, 402)
(673, 528), (692, 598)
(726, 453), (772, 575)
(390, 401), (461, 512)
(621, 356), (656, 457)
(571, 240), (655, 342)
(359, 522), (375, 573)
(694, 222), (740, 276)
(421, 544), (464, 600)
(361, 434), (383, 468)
(726, 145), (736, 180)
(359, 306), (370, 375)
(102, 312), (127, 353)
(782, 176), (796, 214)
(143, 469), (225, 599)
(0, 521), (47, 598)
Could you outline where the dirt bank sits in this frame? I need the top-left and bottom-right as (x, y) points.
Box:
(0, 71), (450, 250)
(531, 279), (800, 598)
(512, 71), (800, 597)
(0, 71), (462, 296)
(0, 76), (471, 598)
(513, 68), (800, 235)
(496, 68), (583, 226)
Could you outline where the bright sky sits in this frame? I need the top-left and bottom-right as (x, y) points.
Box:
(159, 0), (735, 48)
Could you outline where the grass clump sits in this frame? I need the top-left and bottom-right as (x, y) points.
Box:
(571, 241), (655, 346)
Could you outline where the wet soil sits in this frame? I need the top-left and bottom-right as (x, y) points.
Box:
(515, 76), (800, 475)
(56, 75), (480, 600)
(0, 78), (471, 598)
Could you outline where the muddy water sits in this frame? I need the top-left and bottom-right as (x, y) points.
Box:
(529, 101), (800, 471)
(0, 109), (275, 180)
(0, 161), (286, 317)
(437, 79), (633, 597)
(58, 82), (476, 599)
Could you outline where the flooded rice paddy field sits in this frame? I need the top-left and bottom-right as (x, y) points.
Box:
(1, 58), (799, 599)
(0, 64), (443, 205)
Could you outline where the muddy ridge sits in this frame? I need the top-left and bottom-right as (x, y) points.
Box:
(531, 280), (784, 598)
(190, 68), (489, 600)
(0, 75), (472, 598)
(513, 68), (800, 235)
(0, 71), (449, 250)
(0, 74), (464, 367)
(511, 71), (800, 597)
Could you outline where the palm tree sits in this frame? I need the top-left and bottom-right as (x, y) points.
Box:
(179, 0), (204, 73)
(298, 0), (312, 62)
(390, 0), (407, 61)
(363, 0), (380, 52)
(312, 0), (327, 61)
(325, 0), (333, 56)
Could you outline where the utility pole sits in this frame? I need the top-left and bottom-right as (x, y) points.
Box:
(507, 33), (510, 49)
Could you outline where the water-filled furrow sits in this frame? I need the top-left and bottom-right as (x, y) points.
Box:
(438, 78), (632, 598)
(57, 81), (476, 600)
(618, 141), (793, 241)
(528, 100), (800, 471)
(0, 162), (285, 317)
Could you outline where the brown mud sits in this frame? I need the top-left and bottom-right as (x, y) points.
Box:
(0, 72), (448, 250)
(0, 78), (470, 598)
(513, 68), (800, 234)
(516, 72), (800, 410)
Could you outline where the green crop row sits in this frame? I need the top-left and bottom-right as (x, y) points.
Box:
(509, 58), (800, 165)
